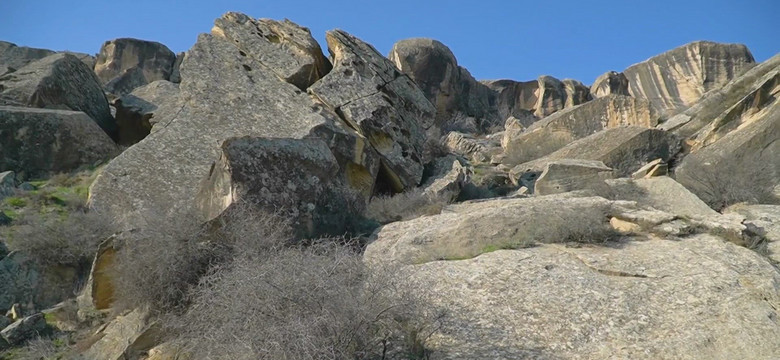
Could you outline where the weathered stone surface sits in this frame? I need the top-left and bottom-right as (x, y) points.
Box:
(41, 299), (79, 332)
(562, 79), (592, 107)
(443, 131), (497, 162)
(89, 24), (373, 226)
(0, 252), (37, 314)
(725, 204), (780, 263)
(501, 95), (660, 166)
(0, 171), (15, 199)
(0, 53), (117, 138)
(666, 54), (780, 148)
(77, 237), (117, 314)
(309, 29), (435, 192)
(197, 137), (368, 238)
(421, 158), (467, 202)
(169, 52), (185, 83)
(605, 176), (719, 218)
(401, 234), (780, 359)
(0, 41), (55, 73)
(83, 308), (160, 360)
(365, 195), (623, 265)
(0, 313), (47, 345)
(511, 126), (680, 180)
(212, 12), (331, 90)
(674, 98), (779, 209)
(113, 80), (180, 145)
(590, 70), (630, 98)
(624, 41), (755, 117)
(0, 106), (117, 180)
(631, 158), (668, 178)
(388, 38), (498, 130)
(483, 75), (590, 120)
(94, 38), (177, 96)
(534, 159), (614, 195)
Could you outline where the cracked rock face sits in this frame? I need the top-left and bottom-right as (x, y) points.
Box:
(309, 29), (436, 192)
(402, 234), (780, 359)
(94, 38), (177, 96)
(90, 19), (375, 227)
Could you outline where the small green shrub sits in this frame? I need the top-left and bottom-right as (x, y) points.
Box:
(5, 197), (27, 208)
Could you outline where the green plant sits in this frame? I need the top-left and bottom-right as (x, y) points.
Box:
(4, 197), (27, 208)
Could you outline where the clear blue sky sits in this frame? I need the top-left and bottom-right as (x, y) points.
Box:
(1, 0), (776, 84)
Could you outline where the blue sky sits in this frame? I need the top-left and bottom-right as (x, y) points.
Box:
(0, 0), (776, 84)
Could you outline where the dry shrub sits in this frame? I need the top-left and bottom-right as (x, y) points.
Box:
(366, 189), (449, 224)
(7, 210), (114, 268)
(173, 240), (444, 360)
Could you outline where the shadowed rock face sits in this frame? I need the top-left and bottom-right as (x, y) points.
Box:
(590, 70), (630, 98)
(0, 53), (117, 139)
(623, 41), (755, 118)
(0, 106), (118, 179)
(309, 30), (435, 192)
(94, 38), (177, 96)
(113, 80), (180, 145)
(501, 95), (660, 166)
(388, 38), (499, 131)
(483, 75), (592, 121)
(89, 19), (377, 227)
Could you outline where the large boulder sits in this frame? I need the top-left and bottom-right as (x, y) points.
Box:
(197, 137), (369, 238)
(399, 234), (780, 358)
(501, 95), (660, 166)
(590, 70), (629, 98)
(674, 99), (779, 209)
(388, 38), (498, 130)
(113, 80), (180, 145)
(0, 41), (55, 74)
(562, 79), (592, 107)
(534, 159), (614, 196)
(725, 204), (780, 264)
(0, 53), (117, 139)
(89, 15), (376, 227)
(510, 126), (680, 180)
(624, 41), (755, 118)
(0, 313), (47, 346)
(0, 106), (118, 179)
(82, 308), (160, 360)
(308, 29), (435, 192)
(604, 176), (719, 218)
(94, 38), (177, 96)
(212, 13), (332, 90)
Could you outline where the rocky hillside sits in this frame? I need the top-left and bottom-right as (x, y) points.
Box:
(0, 11), (778, 360)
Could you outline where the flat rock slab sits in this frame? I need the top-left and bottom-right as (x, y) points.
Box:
(407, 234), (780, 359)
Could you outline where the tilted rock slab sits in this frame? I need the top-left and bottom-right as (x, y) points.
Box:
(0, 41), (95, 76)
(624, 40), (754, 118)
(94, 38), (177, 96)
(400, 234), (780, 359)
(388, 38), (498, 130)
(113, 80), (180, 145)
(501, 95), (660, 166)
(0, 106), (118, 179)
(510, 126), (680, 181)
(590, 70), (629, 98)
(309, 29), (435, 192)
(534, 159), (614, 196)
(90, 15), (376, 226)
(0, 53), (117, 139)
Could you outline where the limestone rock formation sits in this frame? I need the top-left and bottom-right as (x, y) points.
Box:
(113, 80), (180, 145)
(590, 70), (629, 98)
(534, 159), (614, 195)
(483, 75), (591, 120)
(89, 16), (375, 226)
(0, 106), (118, 179)
(421, 158), (468, 202)
(624, 41), (755, 117)
(501, 95), (660, 166)
(399, 234), (780, 358)
(388, 38), (498, 131)
(0, 41), (95, 76)
(725, 204), (780, 263)
(82, 308), (160, 360)
(212, 12), (332, 90)
(309, 29), (435, 192)
(510, 126), (680, 181)
(94, 38), (177, 96)
(604, 176), (719, 218)
(0, 53), (117, 139)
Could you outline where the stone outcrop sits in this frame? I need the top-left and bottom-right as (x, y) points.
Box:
(396, 233), (780, 358)
(0, 313), (47, 346)
(590, 70), (629, 98)
(534, 159), (614, 195)
(82, 308), (160, 360)
(309, 29), (435, 192)
(501, 95), (660, 166)
(674, 98), (779, 209)
(388, 38), (498, 130)
(0, 53), (117, 139)
(113, 80), (180, 145)
(89, 15), (376, 226)
(483, 75), (591, 120)
(421, 158), (468, 202)
(604, 176), (719, 218)
(94, 38), (177, 96)
(725, 204), (780, 263)
(0, 41), (95, 76)
(510, 126), (680, 181)
(0, 106), (118, 179)
(624, 41), (755, 117)
(212, 13), (332, 90)
(197, 137), (369, 238)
